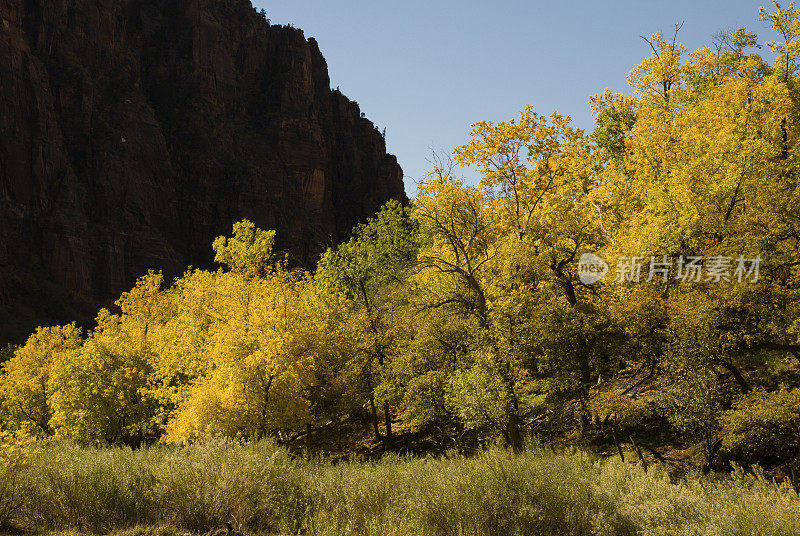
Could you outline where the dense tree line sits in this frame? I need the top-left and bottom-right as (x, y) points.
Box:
(4, 3), (800, 469)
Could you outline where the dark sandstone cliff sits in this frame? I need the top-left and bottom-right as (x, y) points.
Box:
(0, 0), (406, 343)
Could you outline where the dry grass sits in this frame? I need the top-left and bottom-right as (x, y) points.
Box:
(3, 439), (799, 535)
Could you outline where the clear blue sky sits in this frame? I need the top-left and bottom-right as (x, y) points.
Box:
(254, 1), (770, 196)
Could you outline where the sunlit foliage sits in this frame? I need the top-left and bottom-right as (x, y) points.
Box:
(4, 4), (800, 470)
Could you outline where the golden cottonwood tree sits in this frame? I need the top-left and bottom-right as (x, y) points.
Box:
(412, 163), (535, 451)
(451, 108), (620, 433)
(0, 324), (83, 437)
(165, 223), (315, 442)
(48, 309), (159, 444)
(590, 6), (800, 464)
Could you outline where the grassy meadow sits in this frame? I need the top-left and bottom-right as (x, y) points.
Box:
(1, 438), (799, 536)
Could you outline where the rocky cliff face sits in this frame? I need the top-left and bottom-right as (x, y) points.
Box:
(0, 0), (406, 343)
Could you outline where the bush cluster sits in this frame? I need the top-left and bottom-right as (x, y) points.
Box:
(3, 439), (799, 536)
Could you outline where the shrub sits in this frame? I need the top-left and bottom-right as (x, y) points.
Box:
(19, 441), (159, 532)
(0, 428), (38, 527)
(590, 391), (652, 430)
(153, 437), (311, 533)
(17, 438), (311, 534)
(7, 440), (800, 535)
(405, 448), (635, 536)
(721, 387), (800, 463)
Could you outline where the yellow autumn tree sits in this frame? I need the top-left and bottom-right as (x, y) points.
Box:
(0, 324), (83, 437)
(165, 223), (316, 442)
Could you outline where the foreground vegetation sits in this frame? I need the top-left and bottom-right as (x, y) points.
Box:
(1, 438), (798, 536)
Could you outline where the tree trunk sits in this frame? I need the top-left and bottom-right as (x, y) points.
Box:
(369, 393), (381, 440)
(383, 402), (393, 449)
(504, 388), (524, 454)
(781, 117), (789, 160)
(498, 360), (524, 454)
(578, 343), (593, 435)
(507, 410), (523, 454)
(629, 434), (648, 472)
(612, 424), (625, 462)
(718, 360), (750, 393)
